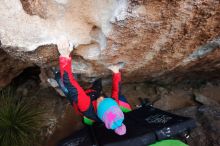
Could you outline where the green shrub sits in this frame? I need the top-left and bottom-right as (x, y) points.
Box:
(0, 88), (43, 146)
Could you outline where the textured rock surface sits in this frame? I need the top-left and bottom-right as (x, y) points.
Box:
(0, 0), (126, 50)
(174, 106), (220, 146)
(0, 0), (220, 87)
(0, 48), (32, 88)
(194, 92), (220, 106)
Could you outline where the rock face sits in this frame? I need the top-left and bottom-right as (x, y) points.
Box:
(174, 106), (220, 146)
(0, 48), (32, 88)
(0, 0), (220, 87)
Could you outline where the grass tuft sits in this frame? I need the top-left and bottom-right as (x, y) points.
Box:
(0, 87), (43, 146)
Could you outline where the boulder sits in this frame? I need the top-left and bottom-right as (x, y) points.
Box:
(194, 92), (220, 106)
(0, 0), (220, 87)
(0, 48), (32, 88)
(174, 106), (220, 146)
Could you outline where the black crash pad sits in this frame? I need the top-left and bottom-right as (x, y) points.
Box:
(58, 106), (196, 146)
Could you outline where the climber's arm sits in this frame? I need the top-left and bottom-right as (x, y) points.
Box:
(108, 62), (132, 112)
(57, 39), (91, 112)
(111, 72), (121, 103)
(108, 64), (122, 103)
(59, 56), (91, 112)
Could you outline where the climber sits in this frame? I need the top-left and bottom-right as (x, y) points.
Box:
(56, 39), (132, 135)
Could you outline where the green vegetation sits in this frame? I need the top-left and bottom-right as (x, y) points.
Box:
(0, 88), (43, 146)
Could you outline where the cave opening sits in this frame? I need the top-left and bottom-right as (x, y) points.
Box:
(11, 66), (41, 90)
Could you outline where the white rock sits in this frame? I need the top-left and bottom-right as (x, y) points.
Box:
(0, 0), (128, 51)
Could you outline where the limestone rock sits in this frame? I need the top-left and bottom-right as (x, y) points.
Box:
(153, 89), (196, 110)
(0, 48), (33, 88)
(174, 106), (220, 146)
(0, 0), (127, 51)
(75, 43), (101, 60)
(0, 0), (220, 87)
(194, 92), (220, 106)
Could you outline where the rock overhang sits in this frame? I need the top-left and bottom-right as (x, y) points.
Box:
(0, 0), (220, 87)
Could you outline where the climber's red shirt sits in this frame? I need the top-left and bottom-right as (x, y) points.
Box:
(59, 56), (122, 120)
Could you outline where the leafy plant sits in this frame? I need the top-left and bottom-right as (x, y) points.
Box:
(0, 87), (43, 146)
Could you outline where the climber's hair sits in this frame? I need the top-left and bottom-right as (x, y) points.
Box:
(100, 92), (107, 98)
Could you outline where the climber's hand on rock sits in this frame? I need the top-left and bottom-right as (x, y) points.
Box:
(57, 38), (73, 57)
(108, 65), (119, 73)
(108, 62), (125, 73)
